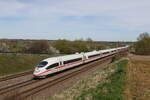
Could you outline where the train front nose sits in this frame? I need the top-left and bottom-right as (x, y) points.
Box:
(33, 67), (41, 76)
(33, 67), (47, 78)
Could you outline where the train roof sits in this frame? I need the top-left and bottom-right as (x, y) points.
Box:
(43, 53), (83, 63)
(84, 50), (100, 56)
(99, 49), (111, 53)
(42, 46), (129, 64)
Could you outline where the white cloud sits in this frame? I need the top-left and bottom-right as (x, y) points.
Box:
(0, 0), (150, 40)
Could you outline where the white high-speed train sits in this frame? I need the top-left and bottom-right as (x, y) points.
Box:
(33, 46), (129, 78)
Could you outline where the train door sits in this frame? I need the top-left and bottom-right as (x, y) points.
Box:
(82, 53), (87, 63)
(58, 58), (63, 71)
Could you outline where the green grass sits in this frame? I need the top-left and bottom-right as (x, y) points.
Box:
(76, 60), (128, 100)
(0, 55), (50, 76)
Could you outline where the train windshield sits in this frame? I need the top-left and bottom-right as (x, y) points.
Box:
(37, 61), (48, 68)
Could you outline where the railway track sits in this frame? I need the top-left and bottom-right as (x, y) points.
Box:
(0, 79), (39, 95)
(0, 70), (33, 82)
(1, 55), (115, 100)
(22, 57), (112, 99)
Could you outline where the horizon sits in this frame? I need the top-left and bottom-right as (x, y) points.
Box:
(0, 0), (150, 41)
(0, 37), (135, 42)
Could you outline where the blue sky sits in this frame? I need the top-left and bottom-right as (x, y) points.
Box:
(0, 0), (150, 41)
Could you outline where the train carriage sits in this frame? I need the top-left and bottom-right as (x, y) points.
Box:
(33, 54), (83, 78)
(84, 51), (101, 63)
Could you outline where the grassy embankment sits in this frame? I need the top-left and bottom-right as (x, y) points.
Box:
(77, 60), (128, 100)
(50, 59), (128, 100)
(0, 55), (49, 76)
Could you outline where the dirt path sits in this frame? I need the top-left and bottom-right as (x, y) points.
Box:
(126, 54), (150, 100)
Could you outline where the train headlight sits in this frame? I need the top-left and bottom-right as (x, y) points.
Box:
(34, 68), (40, 73)
(36, 70), (40, 73)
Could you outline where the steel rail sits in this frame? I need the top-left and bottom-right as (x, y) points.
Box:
(0, 70), (33, 82)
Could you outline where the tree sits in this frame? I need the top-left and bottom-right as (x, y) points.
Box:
(52, 39), (89, 54)
(27, 40), (50, 54)
(52, 40), (74, 54)
(134, 32), (150, 55)
(86, 38), (93, 42)
(137, 32), (149, 41)
(73, 40), (89, 53)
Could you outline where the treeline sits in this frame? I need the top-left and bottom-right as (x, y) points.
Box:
(134, 32), (150, 55)
(52, 39), (103, 54)
(0, 38), (128, 54)
(0, 40), (58, 54)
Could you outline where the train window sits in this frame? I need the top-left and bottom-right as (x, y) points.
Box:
(103, 52), (109, 54)
(88, 54), (99, 58)
(46, 63), (59, 69)
(37, 61), (48, 68)
(60, 61), (62, 65)
(64, 58), (82, 64)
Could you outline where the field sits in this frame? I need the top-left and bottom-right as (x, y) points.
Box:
(125, 54), (150, 100)
(0, 55), (49, 76)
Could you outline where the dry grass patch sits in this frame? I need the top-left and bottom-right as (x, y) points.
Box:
(126, 56), (150, 100)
